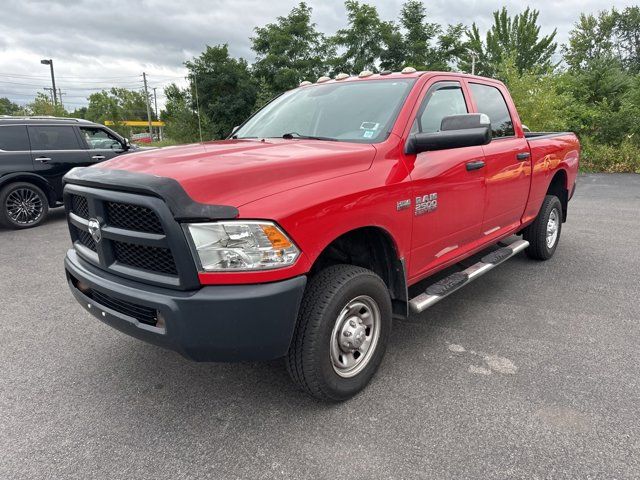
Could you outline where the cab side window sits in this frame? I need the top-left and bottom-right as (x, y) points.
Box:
(0, 126), (30, 151)
(80, 127), (122, 150)
(469, 83), (514, 137)
(28, 126), (81, 150)
(411, 83), (468, 134)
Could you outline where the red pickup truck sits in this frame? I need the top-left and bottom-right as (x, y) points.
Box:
(63, 70), (579, 401)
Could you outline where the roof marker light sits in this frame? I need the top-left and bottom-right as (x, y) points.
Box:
(335, 73), (350, 80)
(401, 67), (417, 74)
(358, 70), (374, 78)
(299, 80), (312, 86)
(316, 76), (331, 83)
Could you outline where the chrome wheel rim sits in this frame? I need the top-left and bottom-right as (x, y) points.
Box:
(546, 208), (559, 248)
(330, 295), (381, 378)
(5, 187), (44, 225)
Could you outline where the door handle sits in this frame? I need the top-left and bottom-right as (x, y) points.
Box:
(466, 160), (485, 171)
(516, 152), (530, 161)
(34, 157), (51, 163)
(91, 155), (106, 161)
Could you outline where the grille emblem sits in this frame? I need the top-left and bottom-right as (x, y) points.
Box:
(87, 218), (102, 243)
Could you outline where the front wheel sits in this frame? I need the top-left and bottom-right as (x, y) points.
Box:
(285, 265), (392, 402)
(523, 194), (562, 260)
(0, 182), (49, 229)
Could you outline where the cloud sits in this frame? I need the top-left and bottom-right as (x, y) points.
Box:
(1, 0), (636, 108)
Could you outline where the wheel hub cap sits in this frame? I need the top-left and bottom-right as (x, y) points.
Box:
(330, 295), (381, 378)
(546, 209), (559, 248)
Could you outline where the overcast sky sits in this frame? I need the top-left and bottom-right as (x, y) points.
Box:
(1, 0), (636, 110)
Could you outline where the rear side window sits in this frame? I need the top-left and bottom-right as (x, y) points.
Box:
(412, 83), (468, 134)
(0, 126), (30, 151)
(28, 126), (81, 150)
(469, 83), (514, 137)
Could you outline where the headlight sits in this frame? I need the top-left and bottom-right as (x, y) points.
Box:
(185, 221), (300, 271)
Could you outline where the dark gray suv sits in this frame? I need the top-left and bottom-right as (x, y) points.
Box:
(0, 116), (134, 229)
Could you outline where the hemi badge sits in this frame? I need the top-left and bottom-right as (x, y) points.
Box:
(397, 199), (411, 211)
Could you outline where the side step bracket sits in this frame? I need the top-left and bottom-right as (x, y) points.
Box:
(409, 239), (529, 314)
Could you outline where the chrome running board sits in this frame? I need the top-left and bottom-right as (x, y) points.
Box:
(409, 239), (529, 314)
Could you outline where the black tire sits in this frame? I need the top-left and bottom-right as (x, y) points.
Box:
(523, 194), (562, 260)
(285, 264), (392, 402)
(0, 182), (49, 229)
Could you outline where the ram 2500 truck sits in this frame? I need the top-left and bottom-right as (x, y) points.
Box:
(63, 69), (579, 401)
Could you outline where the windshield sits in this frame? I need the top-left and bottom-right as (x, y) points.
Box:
(234, 79), (416, 143)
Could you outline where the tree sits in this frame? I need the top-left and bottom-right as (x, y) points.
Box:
(0, 97), (23, 115)
(26, 93), (67, 117)
(380, 1), (466, 72)
(84, 88), (150, 136)
(161, 83), (203, 143)
(330, 1), (390, 74)
(185, 44), (258, 139)
(251, 2), (330, 94)
(462, 7), (557, 77)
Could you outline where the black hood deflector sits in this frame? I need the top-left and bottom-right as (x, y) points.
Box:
(64, 167), (239, 221)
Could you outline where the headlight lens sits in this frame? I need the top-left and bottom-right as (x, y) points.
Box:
(185, 221), (300, 271)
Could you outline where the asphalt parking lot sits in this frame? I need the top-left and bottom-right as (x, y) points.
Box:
(1, 173), (639, 479)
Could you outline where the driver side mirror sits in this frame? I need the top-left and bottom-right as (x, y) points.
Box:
(406, 113), (492, 155)
(122, 138), (131, 151)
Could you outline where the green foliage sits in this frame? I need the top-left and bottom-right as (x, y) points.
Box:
(329, 1), (390, 73)
(26, 93), (68, 117)
(252, 2), (330, 91)
(497, 56), (569, 132)
(464, 7), (557, 76)
(161, 83), (203, 143)
(581, 137), (640, 173)
(0, 97), (23, 115)
(85, 88), (151, 136)
(185, 44), (258, 140)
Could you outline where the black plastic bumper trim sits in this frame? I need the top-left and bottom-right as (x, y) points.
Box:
(65, 249), (307, 362)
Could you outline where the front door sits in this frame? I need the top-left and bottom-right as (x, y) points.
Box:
(28, 125), (91, 199)
(406, 80), (487, 281)
(78, 126), (126, 164)
(467, 82), (531, 237)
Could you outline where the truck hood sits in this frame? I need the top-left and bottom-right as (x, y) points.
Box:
(97, 139), (376, 207)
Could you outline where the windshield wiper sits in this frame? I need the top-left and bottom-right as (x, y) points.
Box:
(281, 132), (339, 142)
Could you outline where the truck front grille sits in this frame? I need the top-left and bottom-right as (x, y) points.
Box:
(113, 241), (177, 275)
(70, 194), (89, 219)
(106, 201), (163, 234)
(64, 185), (199, 290)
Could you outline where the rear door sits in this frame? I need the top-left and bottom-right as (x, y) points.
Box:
(78, 126), (126, 163)
(0, 125), (32, 177)
(28, 125), (90, 199)
(467, 82), (531, 237)
(406, 79), (487, 280)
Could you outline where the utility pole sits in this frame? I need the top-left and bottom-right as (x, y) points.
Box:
(469, 51), (478, 76)
(58, 89), (65, 110)
(142, 72), (153, 141)
(44, 88), (54, 104)
(152, 87), (162, 141)
(40, 59), (58, 105)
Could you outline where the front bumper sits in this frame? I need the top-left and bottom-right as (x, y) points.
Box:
(64, 249), (306, 362)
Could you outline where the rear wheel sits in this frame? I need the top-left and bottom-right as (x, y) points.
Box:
(285, 265), (392, 402)
(0, 182), (49, 229)
(523, 194), (562, 260)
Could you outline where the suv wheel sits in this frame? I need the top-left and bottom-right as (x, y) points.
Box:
(0, 182), (49, 229)
(285, 265), (392, 402)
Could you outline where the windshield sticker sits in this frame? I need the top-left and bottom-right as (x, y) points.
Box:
(360, 122), (380, 131)
(363, 130), (375, 139)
